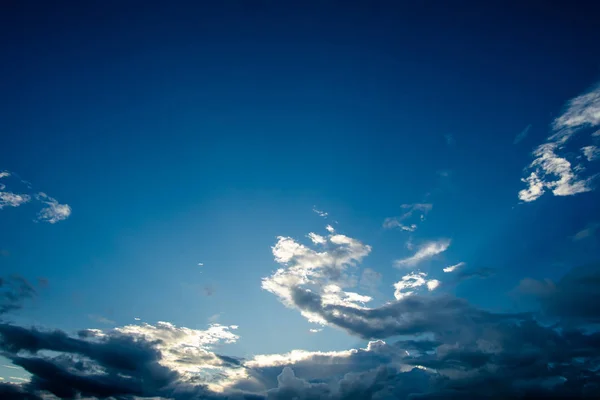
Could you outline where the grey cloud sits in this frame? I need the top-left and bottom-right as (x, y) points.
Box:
(0, 275), (36, 315)
(519, 263), (600, 323)
(2, 264), (600, 399)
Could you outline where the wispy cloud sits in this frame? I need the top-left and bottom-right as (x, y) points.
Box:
(582, 145), (600, 161)
(394, 239), (450, 268)
(443, 261), (465, 273)
(35, 192), (72, 223)
(0, 171), (72, 223)
(383, 203), (432, 232)
(519, 83), (600, 202)
(88, 314), (115, 325)
(513, 124), (532, 144)
(312, 207), (328, 218)
(573, 222), (600, 241)
(444, 133), (455, 146)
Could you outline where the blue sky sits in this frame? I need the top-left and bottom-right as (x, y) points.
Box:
(1, 2), (600, 399)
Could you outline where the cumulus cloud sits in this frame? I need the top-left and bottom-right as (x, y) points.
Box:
(519, 83), (600, 202)
(35, 192), (72, 223)
(394, 240), (451, 268)
(383, 203), (433, 232)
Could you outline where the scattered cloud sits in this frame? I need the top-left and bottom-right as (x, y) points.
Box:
(35, 192), (72, 223)
(582, 145), (600, 161)
(519, 83), (600, 202)
(134, 317), (141, 321)
(513, 124), (532, 144)
(383, 203), (433, 232)
(0, 192), (31, 209)
(308, 328), (322, 333)
(0, 172), (71, 222)
(307, 232), (326, 245)
(312, 207), (328, 218)
(573, 222), (600, 241)
(325, 224), (335, 233)
(394, 239), (450, 268)
(393, 272), (441, 300)
(443, 261), (465, 273)
(198, 262), (204, 267)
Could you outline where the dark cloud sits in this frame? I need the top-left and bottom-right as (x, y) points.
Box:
(0, 275), (36, 315)
(518, 263), (600, 323)
(0, 383), (43, 400)
(1, 265), (600, 399)
(453, 267), (496, 282)
(290, 286), (523, 341)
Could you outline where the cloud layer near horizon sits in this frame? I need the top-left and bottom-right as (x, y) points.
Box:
(2, 261), (600, 399)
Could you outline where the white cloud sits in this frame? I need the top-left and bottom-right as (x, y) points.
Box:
(582, 145), (600, 161)
(443, 262), (465, 273)
(116, 321), (241, 390)
(393, 272), (440, 300)
(325, 224), (335, 233)
(312, 207), (328, 218)
(307, 232), (326, 245)
(552, 84), (600, 132)
(36, 192), (72, 223)
(394, 239), (450, 268)
(134, 317), (141, 321)
(518, 172), (546, 202)
(308, 328), (322, 333)
(0, 171), (10, 179)
(426, 280), (441, 291)
(519, 83), (600, 201)
(262, 229), (372, 325)
(198, 262), (204, 266)
(0, 191), (31, 209)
